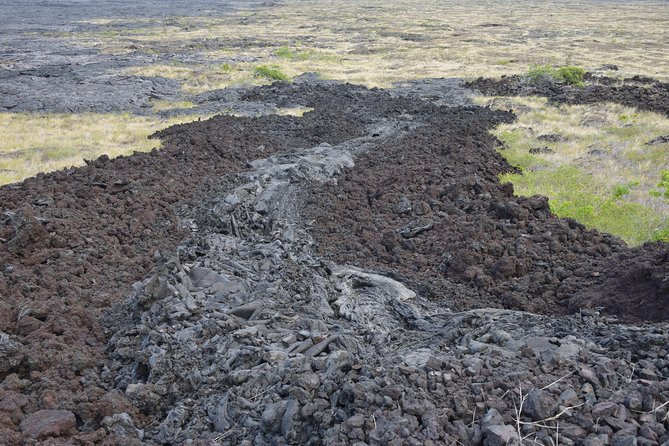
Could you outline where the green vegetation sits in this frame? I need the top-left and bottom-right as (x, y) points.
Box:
(150, 100), (195, 112)
(483, 96), (669, 246)
(652, 226), (669, 242)
(253, 65), (290, 81)
(555, 66), (587, 86)
(526, 64), (586, 87)
(659, 169), (669, 193)
(612, 180), (639, 200)
(651, 170), (669, 199)
(500, 166), (664, 245)
(275, 46), (342, 63)
(276, 46), (303, 60)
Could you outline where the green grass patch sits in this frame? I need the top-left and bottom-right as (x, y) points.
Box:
(487, 96), (669, 246)
(500, 166), (664, 245)
(654, 169), (669, 199)
(612, 180), (639, 200)
(253, 65), (290, 81)
(276, 46), (300, 59)
(275, 46), (343, 63)
(652, 225), (669, 242)
(526, 64), (586, 87)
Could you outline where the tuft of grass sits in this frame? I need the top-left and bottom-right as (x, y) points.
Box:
(653, 225), (669, 242)
(649, 170), (669, 200)
(275, 46), (343, 63)
(526, 64), (586, 87)
(253, 65), (290, 81)
(612, 180), (639, 200)
(124, 62), (258, 94)
(150, 100), (195, 112)
(275, 46), (298, 59)
(555, 65), (586, 87)
(275, 107), (314, 117)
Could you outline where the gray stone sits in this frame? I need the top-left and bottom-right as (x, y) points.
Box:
(463, 357), (483, 376)
(298, 372), (320, 391)
(559, 388), (579, 405)
(189, 267), (226, 287)
(348, 414), (365, 428)
(261, 401), (287, 433)
(638, 368), (658, 380)
(583, 434), (610, 446)
(394, 196), (412, 214)
(155, 405), (188, 444)
(481, 408), (503, 429)
(281, 399), (299, 437)
(611, 432), (637, 446)
(556, 342), (581, 358)
(0, 331), (23, 374)
(101, 413), (144, 440)
(592, 401), (618, 419)
(523, 389), (558, 421)
(579, 368), (599, 386)
(625, 392), (643, 411)
(398, 219), (434, 238)
(483, 425), (520, 446)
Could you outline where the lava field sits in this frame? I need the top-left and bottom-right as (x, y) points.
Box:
(1, 78), (668, 445)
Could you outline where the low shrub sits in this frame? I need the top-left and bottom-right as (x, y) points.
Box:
(612, 180), (639, 199)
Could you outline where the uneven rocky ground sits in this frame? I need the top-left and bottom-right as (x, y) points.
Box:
(1, 77), (668, 445)
(0, 1), (266, 114)
(468, 74), (669, 118)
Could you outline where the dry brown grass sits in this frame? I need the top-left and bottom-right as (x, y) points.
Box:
(72, 0), (669, 88)
(0, 113), (199, 185)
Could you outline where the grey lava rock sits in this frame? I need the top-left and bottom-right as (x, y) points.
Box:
(484, 425), (520, 446)
(523, 388), (558, 421)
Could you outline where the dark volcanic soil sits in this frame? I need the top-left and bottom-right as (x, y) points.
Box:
(0, 81), (384, 444)
(301, 93), (669, 322)
(1, 79), (668, 445)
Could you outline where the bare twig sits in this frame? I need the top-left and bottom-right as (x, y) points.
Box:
(541, 370), (575, 390)
(521, 402), (585, 424)
(513, 386), (527, 441)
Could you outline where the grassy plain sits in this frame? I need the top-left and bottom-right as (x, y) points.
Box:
(69, 0), (669, 88)
(0, 113), (197, 184)
(476, 96), (669, 244)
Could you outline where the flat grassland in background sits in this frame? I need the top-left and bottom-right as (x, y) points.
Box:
(3, 0), (669, 243)
(75, 0), (669, 89)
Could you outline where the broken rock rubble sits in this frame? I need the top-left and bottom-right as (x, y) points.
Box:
(103, 120), (669, 445)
